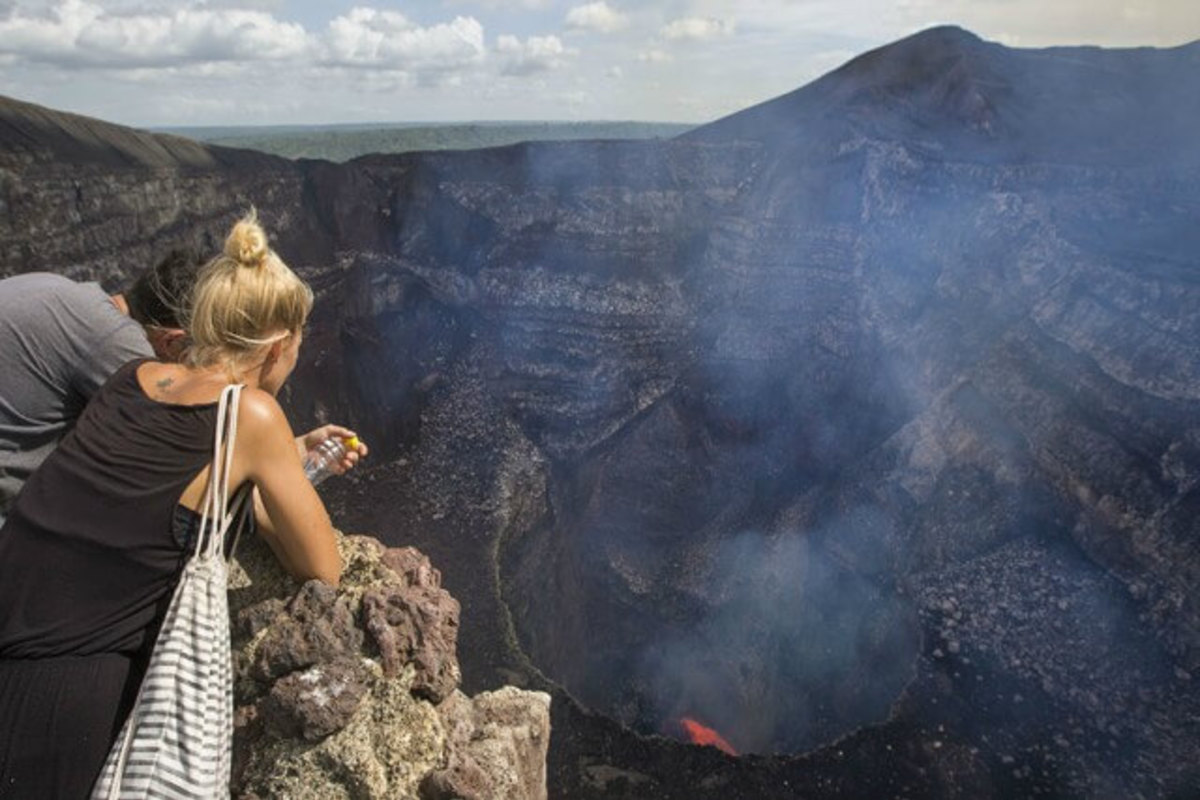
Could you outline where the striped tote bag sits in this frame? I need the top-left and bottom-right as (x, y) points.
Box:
(92, 383), (251, 799)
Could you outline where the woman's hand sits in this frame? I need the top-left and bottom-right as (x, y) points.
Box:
(295, 424), (369, 476)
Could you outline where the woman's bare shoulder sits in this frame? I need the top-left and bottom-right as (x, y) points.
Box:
(236, 386), (291, 438)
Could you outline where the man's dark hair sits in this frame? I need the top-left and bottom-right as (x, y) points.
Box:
(125, 247), (204, 328)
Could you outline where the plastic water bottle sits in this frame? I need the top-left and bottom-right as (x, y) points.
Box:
(303, 436), (360, 486)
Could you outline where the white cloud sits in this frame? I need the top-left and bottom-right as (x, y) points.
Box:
(445, 0), (551, 8)
(565, 2), (629, 34)
(606, 65), (622, 78)
(637, 48), (672, 63)
(202, 0), (285, 10)
(321, 8), (484, 71)
(661, 16), (735, 42)
(496, 33), (570, 76)
(558, 89), (588, 110)
(0, 1), (492, 80)
(0, 0), (309, 67)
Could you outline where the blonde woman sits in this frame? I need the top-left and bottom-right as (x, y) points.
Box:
(0, 212), (364, 798)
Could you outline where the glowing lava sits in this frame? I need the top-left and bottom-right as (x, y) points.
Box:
(680, 717), (738, 756)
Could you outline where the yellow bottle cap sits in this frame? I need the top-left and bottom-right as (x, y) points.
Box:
(344, 435), (361, 450)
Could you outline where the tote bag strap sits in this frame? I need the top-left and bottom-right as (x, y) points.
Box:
(201, 385), (254, 561)
(196, 383), (244, 560)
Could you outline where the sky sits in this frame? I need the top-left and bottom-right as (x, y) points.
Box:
(0, 0), (1196, 127)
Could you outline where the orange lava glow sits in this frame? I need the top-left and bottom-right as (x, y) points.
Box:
(680, 717), (738, 756)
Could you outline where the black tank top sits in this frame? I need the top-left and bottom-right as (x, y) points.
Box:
(0, 359), (222, 659)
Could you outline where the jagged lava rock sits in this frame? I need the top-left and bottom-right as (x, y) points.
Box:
(229, 532), (549, 800)
(423, 687), (551, 800)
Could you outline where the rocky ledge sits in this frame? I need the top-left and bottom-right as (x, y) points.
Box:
(228, 531), (550, 800)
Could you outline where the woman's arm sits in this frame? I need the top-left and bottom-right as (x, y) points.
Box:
(237, 388), (342, 586)
(248, 488), (297, 575)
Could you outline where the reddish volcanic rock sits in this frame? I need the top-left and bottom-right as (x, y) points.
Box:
(363, 546), (462, 702)
(261, 657), (371, 741)
(251, 580), (364, 682)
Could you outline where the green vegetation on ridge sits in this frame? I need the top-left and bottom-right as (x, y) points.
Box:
(157, 121), (695, 162)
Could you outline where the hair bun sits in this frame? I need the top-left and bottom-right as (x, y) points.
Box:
(224, 210), (269, 268)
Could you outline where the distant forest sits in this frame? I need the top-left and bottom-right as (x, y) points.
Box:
(158, 121), (695, 162)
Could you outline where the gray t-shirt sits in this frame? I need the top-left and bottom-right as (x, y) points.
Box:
(0, 273), (153, 523)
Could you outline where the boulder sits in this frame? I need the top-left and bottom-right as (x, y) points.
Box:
(229, 531), (549, 800)
(421, 688), (551, 800)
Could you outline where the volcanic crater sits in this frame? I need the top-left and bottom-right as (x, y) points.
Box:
(2, 25), (1199, 800)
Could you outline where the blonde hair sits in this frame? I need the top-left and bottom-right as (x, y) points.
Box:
(185, 210), (313, 368)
